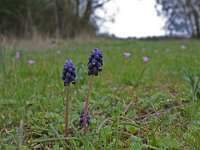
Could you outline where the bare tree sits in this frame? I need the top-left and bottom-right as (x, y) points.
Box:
(156, 0), (200, 38)
(0, 0), (115, 38)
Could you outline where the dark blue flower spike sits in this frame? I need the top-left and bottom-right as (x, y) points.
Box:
(62, 60), (76, 86)
(80, 109), (91, 128)
(87, 48), (103, 76)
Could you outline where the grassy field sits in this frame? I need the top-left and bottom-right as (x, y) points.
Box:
(0, 38), (200, 149)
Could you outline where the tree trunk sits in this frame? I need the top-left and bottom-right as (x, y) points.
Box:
(76, 0), (79, 17)
(55, 0), (65, 37)
(54, 0), (59, 38)
(194, 11), (200, 38)
(191, 3), (200, 38)
(83, 0), (92, 25)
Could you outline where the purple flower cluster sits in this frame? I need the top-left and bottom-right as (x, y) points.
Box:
(28, 60), (35, 65)
(16, 51), (20, 58)
(87, 48), (103, 76)
(80, 109), (90, 128)
(142, 56), (150, 62)
(62, 60), (76, 86)
(123, 52), (131, 57)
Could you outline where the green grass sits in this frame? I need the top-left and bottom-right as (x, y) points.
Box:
(0, 39), (200, 149)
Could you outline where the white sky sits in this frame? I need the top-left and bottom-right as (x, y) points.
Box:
(98, 0), (166, 38)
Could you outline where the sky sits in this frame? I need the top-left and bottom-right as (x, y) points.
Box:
(98, 0), (166, 38)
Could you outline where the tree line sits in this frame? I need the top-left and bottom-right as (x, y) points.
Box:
(0, 0), (111, 38)
(156, 0), (200, 38)
(1, 0), (199, 38)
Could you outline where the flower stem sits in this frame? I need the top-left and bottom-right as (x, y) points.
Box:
(66, 85), (70, 144)
(84, 78), (93, 135)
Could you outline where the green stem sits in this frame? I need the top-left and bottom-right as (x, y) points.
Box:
(84, 78), (93, 135)
(66, 85), (70, 144)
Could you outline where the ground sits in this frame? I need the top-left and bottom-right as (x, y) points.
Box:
(0, 38), (200, 149)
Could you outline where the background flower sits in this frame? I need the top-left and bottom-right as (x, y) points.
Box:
(142, 56), (150, 62)
(123, 52), (131, 57)
(28, 60), (35, 65)
(16, 51), (20, 58)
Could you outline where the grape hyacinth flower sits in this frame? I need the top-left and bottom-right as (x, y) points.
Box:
(87, 48), (103, 76)
(80, 109), (90, 128)
(62, 60), (76, 143)
(83, 48), (103, 134)
(62, 60), (76, 86)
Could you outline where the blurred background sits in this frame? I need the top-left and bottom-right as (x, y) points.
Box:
(0, 0), (200, 39)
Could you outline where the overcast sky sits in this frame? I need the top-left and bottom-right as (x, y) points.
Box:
(98, 0), (166, 38)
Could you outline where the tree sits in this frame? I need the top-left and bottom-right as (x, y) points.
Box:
(156, 0), (200, 38)
(0, 0), (115, 38)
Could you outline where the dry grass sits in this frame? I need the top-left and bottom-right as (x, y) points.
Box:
(1, 32), (109, 50)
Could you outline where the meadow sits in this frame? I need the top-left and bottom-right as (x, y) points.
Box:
(0, 38), (200, 149)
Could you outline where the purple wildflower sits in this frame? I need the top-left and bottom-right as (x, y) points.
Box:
(64, 60), (73, 68)
(142, 56), (150, 62)
(16, 51), (20, 58)
(28, 60), (35, 65)
(62, 60), (76, 86)
(80, 109), (91, 128)
(123, 52), (131, 57)
(62, 60), (76, 144)
(87, 48), (103, 76)
(91, 49), (102, 56)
